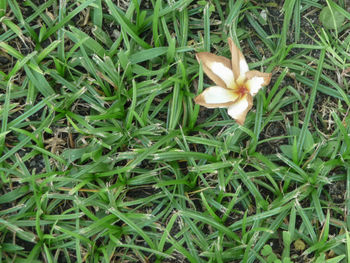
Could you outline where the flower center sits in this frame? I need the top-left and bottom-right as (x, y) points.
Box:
(235, 84), (248, 97)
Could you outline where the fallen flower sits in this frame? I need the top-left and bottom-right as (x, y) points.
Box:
(195, 38), (272, 125)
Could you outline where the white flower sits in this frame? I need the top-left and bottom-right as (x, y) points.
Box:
(195, 38), (272, 125)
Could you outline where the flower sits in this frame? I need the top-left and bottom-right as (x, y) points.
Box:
(194, 38), (272, 125)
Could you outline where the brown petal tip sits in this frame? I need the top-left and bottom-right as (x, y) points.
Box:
(246, 70), (272, 86)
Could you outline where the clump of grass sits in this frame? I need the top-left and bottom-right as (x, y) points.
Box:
(0, 0), (350, 262)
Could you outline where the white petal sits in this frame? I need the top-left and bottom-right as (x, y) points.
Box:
(246, 77), (265, 96)
(228, 38), (249, 80)
(227, 95), (252, 125)
(196, 52), (233, 89)
(202, 86), (236, 105)
(227, 97), (249, 118)
(208, 62), (235, 88)
(195, 86), (239, 108)
(239, 59), (249, 76)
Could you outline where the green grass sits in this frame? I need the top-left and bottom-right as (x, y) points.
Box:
(0, 0), (350, 262)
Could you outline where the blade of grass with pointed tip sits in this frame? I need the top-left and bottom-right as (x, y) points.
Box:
(152, 0), (162, 47)
(65, 26), (106, 58)
(296, 201), (317, 243)
(0, 111), (54, 163)
(43, 0), (97, 41)
(109, 207), (156, 250)
(180, 210), (241, 242)
(104, 0), (151, 49)
(0, 218), (37, 243)
(248, 208), (291, 263)
(297, 48), (325, 159)
(0, 82), (11, 155)
(203, 4), (210, 52)
(23, 65), (55, 97)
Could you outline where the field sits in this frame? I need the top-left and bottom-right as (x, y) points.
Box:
(1, 0), (350, 262)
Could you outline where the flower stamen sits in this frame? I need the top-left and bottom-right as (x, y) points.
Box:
(235, 85), (249, 98)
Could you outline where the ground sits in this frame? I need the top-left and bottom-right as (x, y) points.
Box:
(0, 0), (350, 262)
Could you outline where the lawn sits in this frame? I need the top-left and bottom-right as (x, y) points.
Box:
(1, 0), (350, 262)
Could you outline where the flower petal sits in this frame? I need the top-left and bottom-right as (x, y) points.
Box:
(196, 52), (235, 89)
(227, 94), (253, 125)
(195, 86), (239, 108)
(245, 70), (272, 96)
(228, 38), (249, 80)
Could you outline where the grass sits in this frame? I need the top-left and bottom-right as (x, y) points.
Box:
(0, 0), (350, 262)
